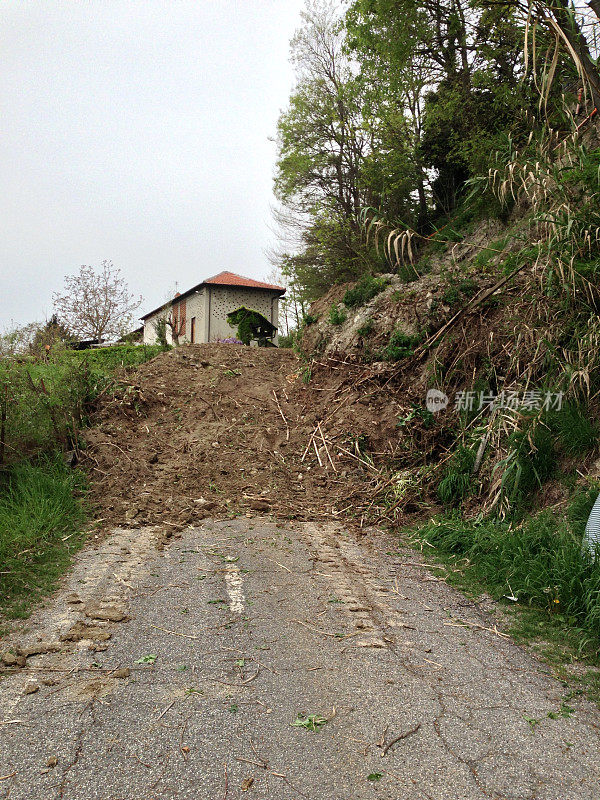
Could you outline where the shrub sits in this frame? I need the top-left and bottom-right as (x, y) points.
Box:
(437, 446), (476, 505)
(328, 304), (347, 326)
(442, 278), (478, 306)
(397, 404), (435, 430)
(343, 275), (388, 308)
(153, 317), (169, 349)
(357, 319), (373, 337)
(226, 307), (275, 345)
(382, 330), (423, 361)
(416, 502), (600, 637)
(277, 331), (297, 348)
(302, 313), (319, 326)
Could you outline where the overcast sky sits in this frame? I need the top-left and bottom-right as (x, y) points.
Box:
(0, 0), (305, 330)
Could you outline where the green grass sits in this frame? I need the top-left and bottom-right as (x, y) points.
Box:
(0, 344), (162, 620)
(0, 458), (88, 618)
(343, 274), (388, 308)
(437, 446), (476, 505)
(414, 489), (600, 641)
(442, 278), (478, 306)
(0, 344), (162, 458)
(382, 330), (423, 361)
(357, 319), (374, 337)
(552, 404), (599, 456)
(328, 304), (347, 326)
(491, 404), (597, 509)
(473, 237), (510, 270)
(75, 343), (163, 371)
(406, 486), (600, 703)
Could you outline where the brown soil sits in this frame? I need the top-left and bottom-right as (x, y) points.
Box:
(83, 344), (408, 531)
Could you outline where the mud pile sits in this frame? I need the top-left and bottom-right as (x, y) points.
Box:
(83, 344), (404, 531)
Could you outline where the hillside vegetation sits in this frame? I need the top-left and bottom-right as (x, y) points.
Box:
(0, 344), (162, 617)
(273, 2), (600, 662)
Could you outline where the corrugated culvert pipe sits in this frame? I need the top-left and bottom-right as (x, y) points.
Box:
(583, 492), (600, 561)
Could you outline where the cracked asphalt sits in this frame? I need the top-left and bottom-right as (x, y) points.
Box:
(1, 517), (599, 799)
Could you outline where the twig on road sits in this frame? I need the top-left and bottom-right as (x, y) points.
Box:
(150, 624), (203, 639)
(443, 619), (509, 638)
(249, 739), (268, 768)
(235, 756), (267, 769)
(155, 699), (177, 722)
(180, 719), (190, 761)
(268, 558), (292, 573)
(134, 752), (152, 769)
(268, 771), (311, 800)
(380, 723), (421, 756)
(377, 725), (389, 749)
(222, 763), (228, 800)
(209, 667), (260, 687)
(292, 619), (357, 640)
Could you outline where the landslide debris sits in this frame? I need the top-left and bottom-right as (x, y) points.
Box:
(83, 344), (403, 530)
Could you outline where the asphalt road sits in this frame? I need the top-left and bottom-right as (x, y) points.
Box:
(1, 518), (599, 799)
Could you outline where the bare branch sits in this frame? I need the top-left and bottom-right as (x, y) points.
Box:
(53, 261), (142, 342)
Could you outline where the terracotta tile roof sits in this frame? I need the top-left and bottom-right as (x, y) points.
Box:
(204, 271), (285, 292)
(140, 271), (285, 320)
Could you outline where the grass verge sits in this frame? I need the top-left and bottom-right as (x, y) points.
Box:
(0, 458), (88, 620)
(0, 344), (163, 624)
(409, 488), (600, 702)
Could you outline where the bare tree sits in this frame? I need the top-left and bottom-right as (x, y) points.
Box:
(53, 261), (141, 342)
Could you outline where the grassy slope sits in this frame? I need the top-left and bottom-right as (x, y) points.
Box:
(0, 344), (163, 620)
(0, 459), (87, 620)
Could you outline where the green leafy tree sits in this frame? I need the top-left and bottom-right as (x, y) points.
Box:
(274, 1), (381, 299)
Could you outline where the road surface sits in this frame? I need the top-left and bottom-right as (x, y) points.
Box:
(0, 518), (599, 799)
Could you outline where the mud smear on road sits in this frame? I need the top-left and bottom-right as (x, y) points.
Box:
(83, 343), (406, 532)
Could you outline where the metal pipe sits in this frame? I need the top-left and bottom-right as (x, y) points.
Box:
(583, 492), (600, 561)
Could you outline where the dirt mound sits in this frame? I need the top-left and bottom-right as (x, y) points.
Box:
(83, 344), (404, 531)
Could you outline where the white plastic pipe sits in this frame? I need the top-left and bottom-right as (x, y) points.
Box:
(583, 492), (600, 561)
